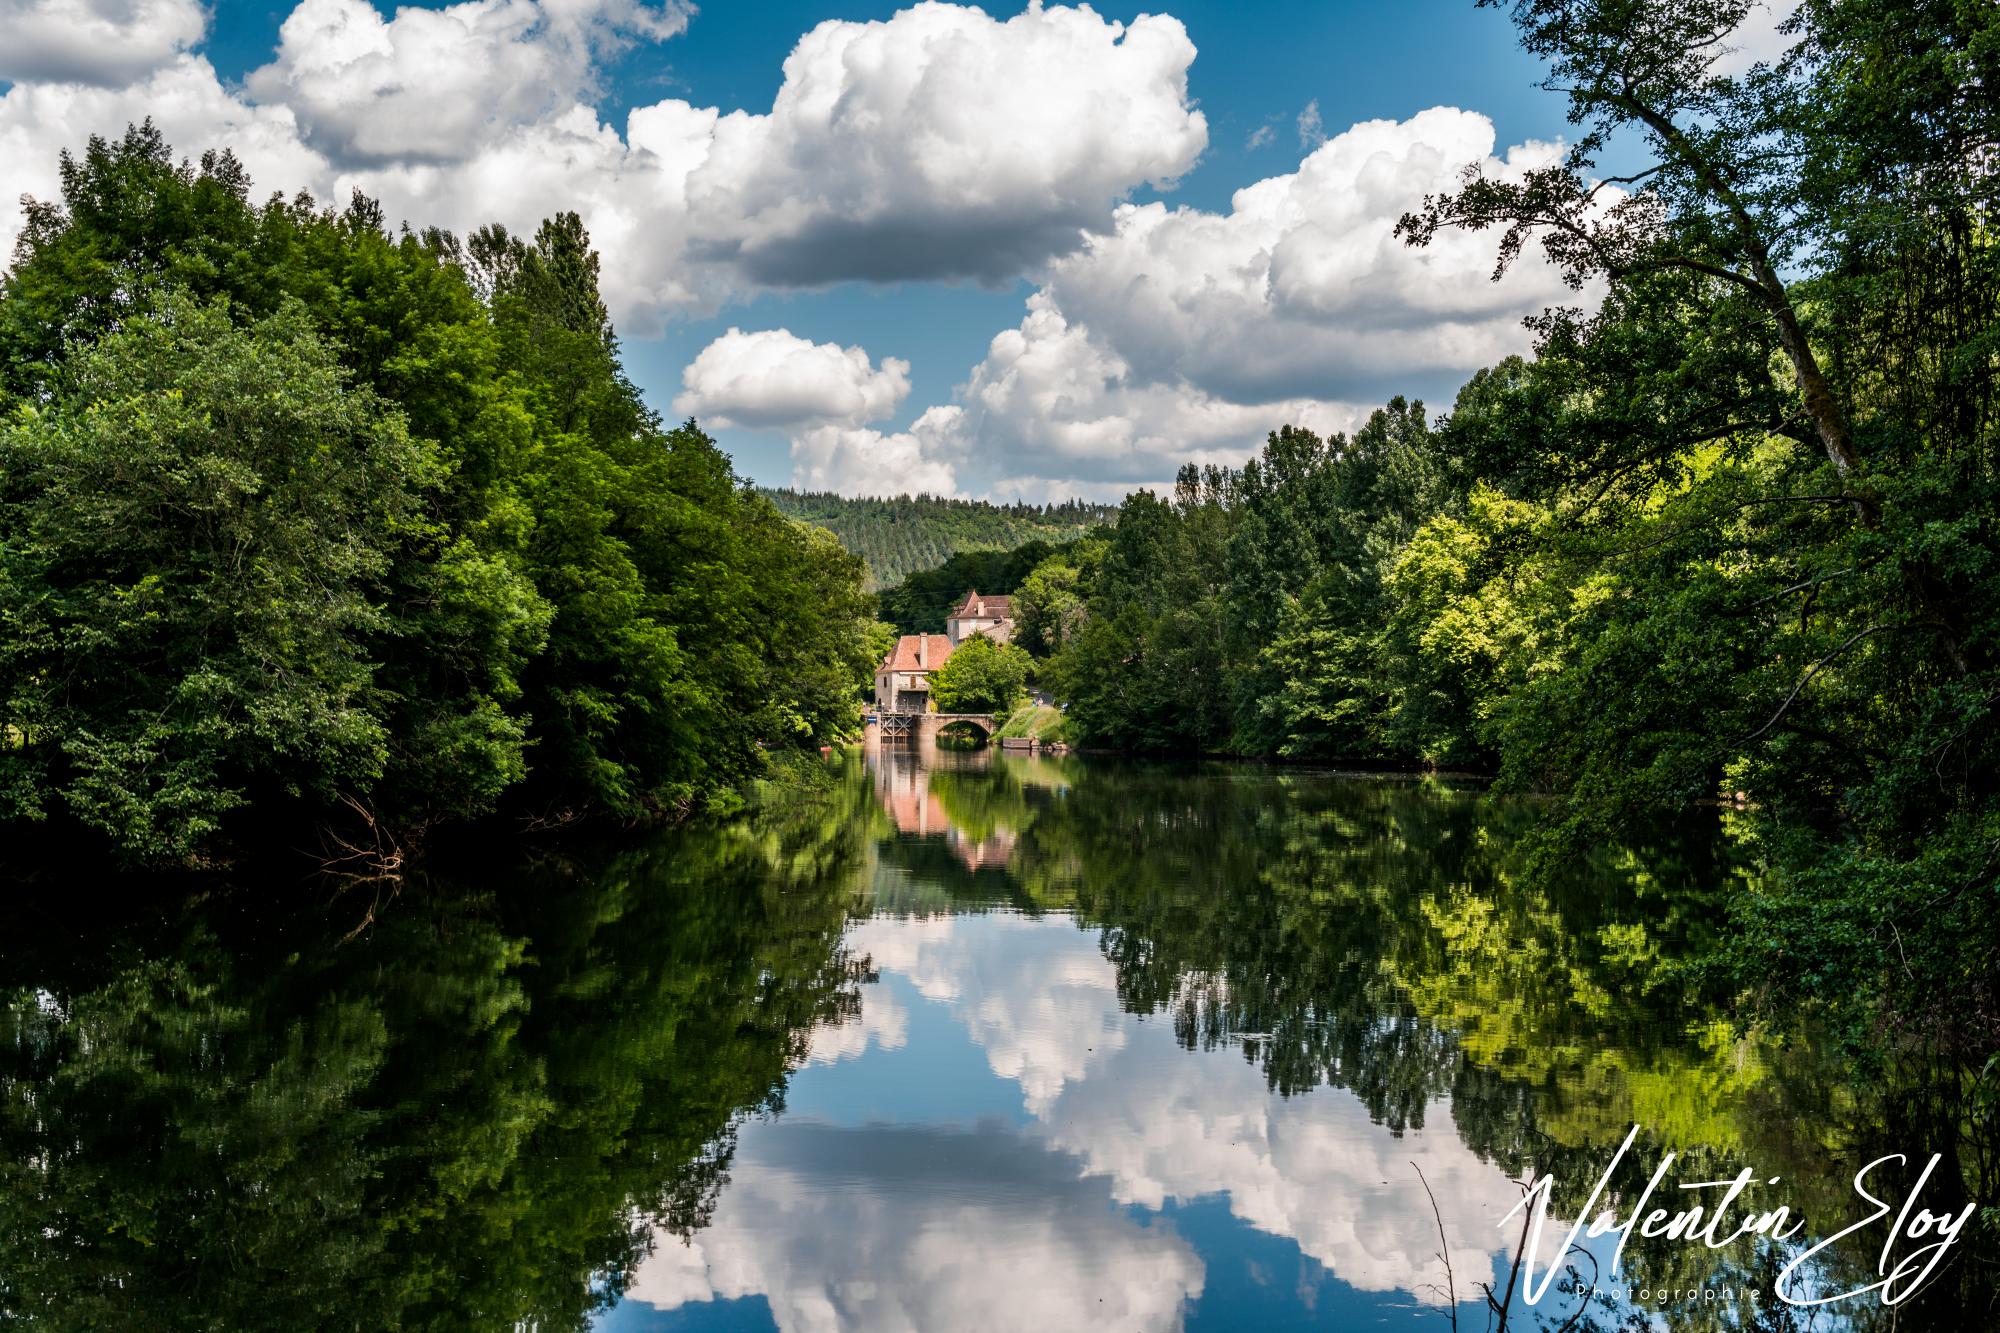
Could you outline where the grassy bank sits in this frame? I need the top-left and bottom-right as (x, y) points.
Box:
(995, 704), (1069, 744)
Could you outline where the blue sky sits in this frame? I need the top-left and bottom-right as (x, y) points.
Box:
(593, 0), (1566, 486)
(3, 0), (1728, 497)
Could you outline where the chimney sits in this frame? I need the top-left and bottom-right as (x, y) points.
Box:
(918, 636), (927, 668)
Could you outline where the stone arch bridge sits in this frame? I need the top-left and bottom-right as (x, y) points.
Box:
(865, 711), (998, 747)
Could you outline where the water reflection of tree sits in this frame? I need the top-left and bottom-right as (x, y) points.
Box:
(853, 755), (1758, 1145)
(0, 803), (868, 1331)
(862, 749), (1073, 912)
(6, 756), (1983, 1330)
(875, 755), (1988, 1331)
(1001, 767), (1749, 1140)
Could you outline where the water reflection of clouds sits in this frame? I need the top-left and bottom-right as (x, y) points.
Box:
(626, 1121), (1203, 1332)
(1040, 1023), (1519, 1302)
(861, 914), (1522, 1303)
(848, 914), (1126, 1114)
(623, 913), (1523, 1329)
(803, 983), (908, 1067)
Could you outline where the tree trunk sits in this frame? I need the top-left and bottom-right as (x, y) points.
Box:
(1753, 262), (1875, 521)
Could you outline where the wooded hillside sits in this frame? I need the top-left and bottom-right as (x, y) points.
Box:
(760, 489), (1116, 587)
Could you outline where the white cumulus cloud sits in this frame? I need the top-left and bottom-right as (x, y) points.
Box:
(789, 406), (966, 499)
(674, 327), (911, 429)
(678, 1), (1207, 288)
(671, 327), (958, 496)
(825, 108), (1595, 499)
(245, 0), (689, 167)
(0, 0), (1208, 336)
(1037, 107), (1583, 406)
(946, 289), (1364, 496)
(0, 0), (208, 87)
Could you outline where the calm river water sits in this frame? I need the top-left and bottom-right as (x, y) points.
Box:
(2, 750), (1976, 1330)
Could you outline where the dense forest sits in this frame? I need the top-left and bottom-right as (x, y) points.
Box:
(760, 488), (1115, 588)
(0, 129), (877, 867)
(1013, 0), (2000, 1062)
(873, 541), (1089, 633)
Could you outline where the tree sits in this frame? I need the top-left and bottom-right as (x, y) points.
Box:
(0, 127), (879, 861)
(930, 635), (1032, 714)
(1013, 538), (1105, 656)
(1394, 0), (2000, 1050)
(1226, 401), (1449, 756)
(0, 296), (438, 863)
(1397, 0), (1868, 498)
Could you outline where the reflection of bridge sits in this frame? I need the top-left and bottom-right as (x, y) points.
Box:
(865, 711), (998, 747)
(866, 746), (1018, 873)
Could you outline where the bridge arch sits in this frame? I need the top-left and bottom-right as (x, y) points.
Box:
(868, 711), (1002, 748)
(929, 713), (997, 742)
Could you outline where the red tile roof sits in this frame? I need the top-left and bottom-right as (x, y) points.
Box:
(881, 633), (955, 673)
(950, 590), (1013, 620)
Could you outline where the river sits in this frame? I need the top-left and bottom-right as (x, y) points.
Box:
(1, 750), (1982, 1330)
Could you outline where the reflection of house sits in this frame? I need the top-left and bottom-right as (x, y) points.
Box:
(870, 750), (1018, 873)
(946, 591), (1014, 646)
(950, 827), (1016, 872)
(874, 591), (1018, 712)
(875, 750), (951, 835)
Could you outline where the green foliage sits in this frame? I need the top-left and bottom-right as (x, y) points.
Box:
(1398, 0), (2000, 1055)
(929, 634), (1032, 714)
(1040, 404), (1449, 757)
(1012, 537), (1105, 656)
(1023, 0), (2000, 1065)
(761, 488), (1115, 589)
(0, 296), (444, 862)
(0, 124), (876, 862)
(874, 541), (1065, 632)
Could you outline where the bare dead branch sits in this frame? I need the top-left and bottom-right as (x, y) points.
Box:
(1740, 623), (1905, 745)
(1413, 1161), (1459, 1330)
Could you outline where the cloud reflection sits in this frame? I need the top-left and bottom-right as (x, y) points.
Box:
(803, 983), (909, 1067)
(847, 915), (1126, 1115)
(627, 1120), (1203, 1332)
(624, 913), (1524, 1328)
(864, 914), (1522, 1302)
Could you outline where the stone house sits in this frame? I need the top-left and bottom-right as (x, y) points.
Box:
(873, 590), (1019, 712)
(874, 633), (955, 712)
(945, 590), (1014, 646)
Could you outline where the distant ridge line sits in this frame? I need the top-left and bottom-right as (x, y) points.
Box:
(759, 487), (1118, 589)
